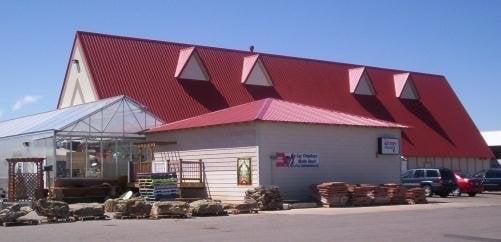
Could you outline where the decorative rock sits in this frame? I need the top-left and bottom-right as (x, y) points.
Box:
(0, 203), (32, 223)
(33, 199), (70, 219)
(190, 199), (224, 216)
(114, 198), (151, 217)
(151, 201), (190, 217)
(69, 203), (105, 219)
(245, 186), (283, 210)
(104, 199), (119, 213)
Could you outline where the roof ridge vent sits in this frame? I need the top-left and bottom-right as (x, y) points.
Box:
(174, 47), (209, 81)
(394, 73), (419, 100)
(348, 67), (376, 95)
(241, 54), (273, 86)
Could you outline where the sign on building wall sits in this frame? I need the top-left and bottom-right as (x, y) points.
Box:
(237, 158), (252, 185)
(275, 152), (319, 168)
(378, 138), (400, 155)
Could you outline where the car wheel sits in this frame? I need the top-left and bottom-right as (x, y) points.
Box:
(468, 193), (476, 197)
(423, 185), (432, 197)
(452, 188), (461, 197)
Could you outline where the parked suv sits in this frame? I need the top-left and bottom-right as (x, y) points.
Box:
(473, 169), (501, 191)
(401, 168), (456, 197)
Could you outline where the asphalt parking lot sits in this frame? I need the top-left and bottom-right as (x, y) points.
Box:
(2, 192), (501, 242)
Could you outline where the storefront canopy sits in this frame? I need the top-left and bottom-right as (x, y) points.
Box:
(0, 96), (162, 139)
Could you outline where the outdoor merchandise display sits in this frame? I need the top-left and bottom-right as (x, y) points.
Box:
(245, 186), (283, 210)
(150, 201), (191, 218)
(311, 182), (423, 207)
(138, 172), (178, 201)
(406, 188), (427, 204)
(189, 199), (225, 216)
(33, 199), (71, 219)
(69, 203), (105, 219)
(0, 203), (32, 224)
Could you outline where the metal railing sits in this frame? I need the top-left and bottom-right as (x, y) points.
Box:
(130, 159), (203, 185)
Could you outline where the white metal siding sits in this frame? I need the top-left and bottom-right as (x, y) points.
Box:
(147, 124), (259, 203)
(407, 156), (489, 174)
(256, 122), (402, 201)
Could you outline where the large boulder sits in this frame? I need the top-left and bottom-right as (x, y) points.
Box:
(245, 186), (283, 210)
(69, 203), (105, 219)
(0, 203), (32, 223)
(190, 199), (224, 216)
(151, 201), (190, 218)
(33, 199), (70, 219)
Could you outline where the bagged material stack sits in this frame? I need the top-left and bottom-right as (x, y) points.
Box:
(33, 199), (70, 219)
(69, 203), (105, 219)
(313, 182), (351, 207)
(190, 199), (225, 216)
(386, 185), (408, 205)
(138, 173), (178, 201)
(245, 186), (283, 210)
(406, 188), (427, 204)
(373, 186), (391, 205)
(351, 185), (375, 206)
(0, 204), (32, 223)
(151, 201), (190, 218)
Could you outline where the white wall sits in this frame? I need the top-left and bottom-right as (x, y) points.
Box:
(256, 122), (402, 201)
(58, 41), (97, 108)
(147, 124), (259, 203)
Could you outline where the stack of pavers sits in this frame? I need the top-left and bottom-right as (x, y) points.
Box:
(373, 186), (391, 205)
(138, 172), (179, 202)
(385, 184), (408, 205)
(406, 188), (427, 204)
(245, 186), (283, 210)
(351, 185), (375, 206)
(314, 182), (351, 207)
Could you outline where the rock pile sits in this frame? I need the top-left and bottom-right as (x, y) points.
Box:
(151, 201), (191, 218)
(406, 188), (427, 204)
(189, 199), (225, 216)
(313, 182), (351, 207)
(245, 186), (283, 210)
(33, 199), (70, 219)
(114, 198), (152, 217)
(69, 203), (105, 219)
(373, 186), (391, 205)
(352, 185), (375, 206)
(223, 198), (258, 214)
(386, 185), (408, 205)
(0, 204), (32, 223)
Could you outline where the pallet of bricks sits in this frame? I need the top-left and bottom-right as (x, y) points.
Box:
(351, 185), (376, 206)
(138, 172), (179, 202)
(312, 182), (351, 207)
(406, 187), (427, 204)
(385, 183), (408, 205)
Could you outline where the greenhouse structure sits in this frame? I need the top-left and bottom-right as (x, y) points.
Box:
(0, 96), (162, 195)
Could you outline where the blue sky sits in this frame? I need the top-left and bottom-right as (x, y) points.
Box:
(0, 1), (499, 130)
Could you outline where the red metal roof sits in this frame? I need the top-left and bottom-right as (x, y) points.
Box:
(71, 31), (493, 158)
(148, 98), (407, 132)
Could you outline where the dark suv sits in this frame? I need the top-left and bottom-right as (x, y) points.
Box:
(473, 169), (501, 191)
(401, 168), (456, 197)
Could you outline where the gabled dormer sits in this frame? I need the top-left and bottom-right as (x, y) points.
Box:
(174, 47), (209, 81)
(394, 73), (419, 100)
(348, 67), (376, 95)
(241, 54), (273, 86)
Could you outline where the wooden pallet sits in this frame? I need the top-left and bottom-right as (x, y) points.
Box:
(2, 219), (39, 227)
(150, 214), (191, 219)
(226, 209), (259, 215)
(113, 214), (150, 220)
(40, 217), (75, 224)
(76, 215), (110, 221)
